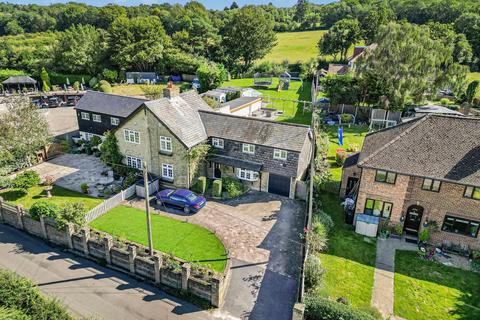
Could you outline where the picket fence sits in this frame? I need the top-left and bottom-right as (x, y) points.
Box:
(84, 184), (136, 222)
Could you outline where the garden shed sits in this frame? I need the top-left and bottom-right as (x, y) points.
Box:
(126, 72), (159, 84)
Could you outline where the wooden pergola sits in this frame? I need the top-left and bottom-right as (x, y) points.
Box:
(2, 75), (37, 93)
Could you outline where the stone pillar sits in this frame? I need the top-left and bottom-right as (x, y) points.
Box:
(103, 235), (113, 265)
(65, 223), (75, 250)
(292, 303), (305, 320)
(153, 253), (163, 284)
(81, 227), (90, 256)
(16, 205), (24, 230)
(181, 263), (190, 291)
(128, 245), (137, 274)
(0, 197), (4, 224)
(211, 274), (222, 307)
(39, 215), (48, 240)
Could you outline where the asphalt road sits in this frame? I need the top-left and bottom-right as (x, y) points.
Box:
(0, 224), (214, 320)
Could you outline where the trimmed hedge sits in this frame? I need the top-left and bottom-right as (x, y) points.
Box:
(213, 179), (222, 197)
(194, 176), (207, 194)
(49, 72), (92, 85)
(0, 69), (29, 82)
(222, 177), (245, 198)
(0, 270), (73, 320)
(29, 201), (59, 221)
(305, 295), (379, 320)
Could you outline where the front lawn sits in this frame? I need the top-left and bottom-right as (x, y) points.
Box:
(89, 205), (227, 272)
(0, 185), (102, 210)
(324, 125), (369, 183)
(223, 78), (312, 125)
(316, 192), (377, 308)
(394, 250), (480, 320)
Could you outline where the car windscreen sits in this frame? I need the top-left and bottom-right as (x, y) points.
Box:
(186, 194), (198, 202)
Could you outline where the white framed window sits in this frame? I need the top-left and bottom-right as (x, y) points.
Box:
(236, 168), (259, 182)
(160, 136), (172, 153)
(92, 114), (101, 122)
(162, 163), (174, 181)
(242, 143), (255, 154)
(111, 117), (120, 126)
(81, 112), (90, 120)
(126, 156), (142, 169)
(273, 149), (288, 160)
(124, 129), (140, 144)
(212, 138), (224, 149)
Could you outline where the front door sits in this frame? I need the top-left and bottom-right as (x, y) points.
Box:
(213, 163), (222, 179)
(404, 205), (424, 235)
(346, 177), (359, 196)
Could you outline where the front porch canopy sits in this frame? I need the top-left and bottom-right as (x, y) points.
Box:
(208, 154), (263, 172)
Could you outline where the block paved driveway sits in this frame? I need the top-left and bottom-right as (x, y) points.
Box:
(132, 191), (306, 320)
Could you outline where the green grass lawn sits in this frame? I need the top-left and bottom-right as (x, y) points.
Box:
(111, 82), (191, 98)
(223, 77), (312, 125)
(467, 72), (480, 83)
(324, 125), (369, 183)
(90, 205), (227, 272)
(0, 185), (102, 210)
(316, 192), (377, 308)
(394, 250), (480, 320)
(262, 30), (326, 63)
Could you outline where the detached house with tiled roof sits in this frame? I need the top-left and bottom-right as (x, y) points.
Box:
(341, 115), (480, 249)
(114, 85), (312, 199)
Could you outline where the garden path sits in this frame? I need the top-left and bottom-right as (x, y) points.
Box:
(371, 238), (416, 319)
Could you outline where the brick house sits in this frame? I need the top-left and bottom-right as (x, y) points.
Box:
(75, 91), (147, 141)
(341, 115), (480, 249)
(114, 85), (312, 199)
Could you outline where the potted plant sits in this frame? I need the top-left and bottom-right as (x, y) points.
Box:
(80, 182), (89, 194)
(43, 175), (55, 198)
(390, 223), (403, 239)
(419, 229), (430, 244)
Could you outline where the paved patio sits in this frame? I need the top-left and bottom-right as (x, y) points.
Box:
(30, 154), (112, 196)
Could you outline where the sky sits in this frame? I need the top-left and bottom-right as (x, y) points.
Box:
(5, 0), (336, 10)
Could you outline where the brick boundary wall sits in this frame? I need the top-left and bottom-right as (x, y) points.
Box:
(0, 197), (231, 308)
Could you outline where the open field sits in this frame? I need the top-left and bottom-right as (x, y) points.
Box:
(90, 205), (227, 272)
(394, 250), (480, 320)
(0, 185), (102, 210)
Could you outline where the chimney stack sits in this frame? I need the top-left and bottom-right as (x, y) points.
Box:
(163, 81), (180, 99)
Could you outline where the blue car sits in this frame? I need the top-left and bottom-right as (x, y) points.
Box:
(156, 189), (206, 214)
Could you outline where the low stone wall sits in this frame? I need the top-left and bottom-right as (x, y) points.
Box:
(0, 197), (230, 308)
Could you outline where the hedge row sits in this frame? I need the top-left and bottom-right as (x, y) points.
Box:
(305, 295), (380, 320)
(0, 270), (73, 320)
(0, 69), (29, 82)
(48, 72), (92, 85)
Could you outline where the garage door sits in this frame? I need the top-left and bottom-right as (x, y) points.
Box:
(268, 174), (291, 197)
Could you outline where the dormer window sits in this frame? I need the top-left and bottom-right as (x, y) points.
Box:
(212, 138), (224, 149)
(242, 143), (255, 154)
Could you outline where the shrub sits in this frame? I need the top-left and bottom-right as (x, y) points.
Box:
(0, 306), (30, 320)
(88, 77), (98, 88)
(202, 96), (218, 108)
(0, 270), (73, 319)
(195, 176), (207, 194)
(80, 183), (89, 193)
(222, 177), (245, 198)
(419, 229), (430, 243)
(90, 135), (102, 147)
(59, 140), (70, 153)
(101, 69), (118, 83)
(305, 295), (379, 320)
(29, 201), (59, 221)
(440, 98), (451, 106)
(307, 221), (328, 253)
(393, 223), (403, 236)
(305, 255), (324, 290)
(335, 149), (347, 166)
(314, 210), (334, 233)
(123, 172), (139, 187)
(0, 176), (11, 189)
(12, 171), (41, 190)
(73, 81), (80, 91)
(346, 144), (359, 152)
(213, 179), (222, 197)
(56, 202), (87, 229)
(98, 80), (112, 93)
(340, 113), (354, 123)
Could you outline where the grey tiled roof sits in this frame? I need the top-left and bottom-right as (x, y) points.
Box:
(199, 110), (311, 152)
(358, 115), (480, 186)
(220, 97), (261, 111)
(75, 91), (147, 117)
(343, 153), (359, 168)
(2, 75), (36, 84)
(144, 91), (208, 148)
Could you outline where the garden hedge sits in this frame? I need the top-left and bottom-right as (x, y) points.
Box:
(195, 176), (207, 194)
(305, 295), (379, 320)
(48, 72), (92, 86)
(213, 179), (222, 197)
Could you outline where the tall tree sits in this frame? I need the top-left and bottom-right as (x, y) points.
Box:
(294, 0), (310, 23)
(108, 16), (169, 71)
(221, 6), (277, 73)
(0, 97), (51, 171)
(454, 13), (480, 67)
(54, 24), (105, 74)
(318, 18), (361, 61)
(97, 4), (127, 30)
(359, 3), (395, 44)
(357, 22), (468, 110)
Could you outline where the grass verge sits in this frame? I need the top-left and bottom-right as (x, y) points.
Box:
(89, 205), (227, 272)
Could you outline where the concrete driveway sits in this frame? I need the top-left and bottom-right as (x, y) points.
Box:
(137, 191), (306, 320)
(29, 154), (111, 195)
